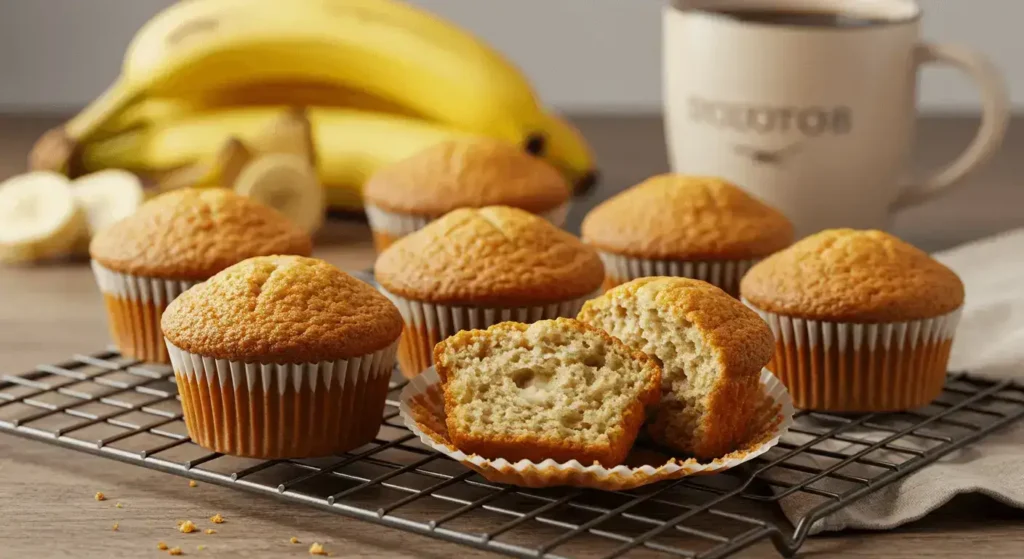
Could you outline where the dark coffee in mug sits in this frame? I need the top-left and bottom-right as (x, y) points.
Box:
(702, 9), (888, 27)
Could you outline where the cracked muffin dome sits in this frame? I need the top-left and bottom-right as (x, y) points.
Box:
(90, 187), (312, 281)
(578, 277), (774, 459)
(161, 255), (403, 363)
(363, 139), (570, 217)
(375, 206), (604, 306)
(581, 174), (793, 261)
(434, 318), (662, 467)
(740, 228), (964, 323)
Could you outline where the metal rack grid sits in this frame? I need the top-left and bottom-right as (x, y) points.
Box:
(2, 350), (1022, 559)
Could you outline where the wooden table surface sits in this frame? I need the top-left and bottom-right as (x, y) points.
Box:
(1, 114), (1023, 558)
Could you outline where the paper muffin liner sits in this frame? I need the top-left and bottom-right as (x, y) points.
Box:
(400, 367), (793, 490)
(365, 202), (572, 252)
(743, 300), (963, 412)
(380, 288), (597, 379)
(166, 339), (399, 459)
(91, 260), (198, 364)
(597, 252), (757, 296)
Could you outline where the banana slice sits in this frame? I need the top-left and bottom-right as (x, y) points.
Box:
(233, 153), (324, 234)
(0, 171), (86, 264)
(73, 169), (146, 237)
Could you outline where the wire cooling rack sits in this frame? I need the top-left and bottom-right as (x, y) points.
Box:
(2, 351), (1023, 559)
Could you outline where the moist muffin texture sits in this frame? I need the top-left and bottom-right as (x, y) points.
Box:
(433, 318), (662, 467)
(578, 277), (774, 459)
(90, 187), (312, 281)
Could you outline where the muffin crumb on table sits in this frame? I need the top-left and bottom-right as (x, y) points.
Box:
(209, 514), (225, 524)
(157, 542), (168, 550)
(290, 536), (300, 544)
(309, 542), (328, 555)
(188, 480), (197, 488)
(94, 491), (105, 501)
(168, 547), (183, 556)
(204, 529), (216, 535)
(179, 520), (197, 533)
(115, 502), (123, 508)
(111, 522), (118, 531)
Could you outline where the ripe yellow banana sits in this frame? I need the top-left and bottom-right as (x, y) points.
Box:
(538, 112), (599, 195)
(80, 107), (481, 210)
(66, 0), (545, 149)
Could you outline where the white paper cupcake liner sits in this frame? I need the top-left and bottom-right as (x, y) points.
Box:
(597, 252), (757, 296)
(743, 299), (963, 411)
(365, 201), (572, 237)
(90, 260), (199, 363)
(380, 288), (598, 378)
(91, 260), (197, 304)
(166, 339), (399, 458)
(400, 366), (794, 489)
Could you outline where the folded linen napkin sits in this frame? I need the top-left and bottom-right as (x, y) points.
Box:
(777, 228), (1024, 534)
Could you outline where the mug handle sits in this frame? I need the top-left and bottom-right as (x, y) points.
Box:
(892, 42), (1010, 211)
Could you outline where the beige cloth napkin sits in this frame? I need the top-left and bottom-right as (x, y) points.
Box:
(777, 228), (1024, 534)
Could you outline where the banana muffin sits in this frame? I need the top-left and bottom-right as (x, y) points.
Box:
(162, 255), (402, 458)
(740, 229), (964, 412)
(375, 205), (605, 378)
(434, 318), (661, 467)
(581, 174), (793, 295)
(578, 277), (774, 459)
(363, 139), (572, 251)
(89, 188), (312, 363)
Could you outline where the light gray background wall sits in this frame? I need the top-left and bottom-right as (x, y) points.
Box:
(0, 0), (1017, 112)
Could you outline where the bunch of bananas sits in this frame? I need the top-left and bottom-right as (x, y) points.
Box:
(29, 0), (597, 216)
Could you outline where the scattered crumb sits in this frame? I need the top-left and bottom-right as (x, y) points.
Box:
(204, 529), (216, 535)
(290, 536), (300, 544)
(169, 547), (183, 556)
(189, 480), (198, 488)
(115, 503), (123, 509)
(94, 492), (106, 501)
(309, 542), (328, 556)
(179, 520), (197, 534)
(112, 522), (119, 531)
(157, 542), (168, 550)
(209, 514), (225, 524)
(197, 545), (206, 551)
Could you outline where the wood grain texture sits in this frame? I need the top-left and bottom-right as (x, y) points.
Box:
(1, 114), (1023, 558)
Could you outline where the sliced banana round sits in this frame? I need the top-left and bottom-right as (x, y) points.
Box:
(73, 169), (146, 236)
(233, 153), (324, 234)
(0, 171), (86, 264)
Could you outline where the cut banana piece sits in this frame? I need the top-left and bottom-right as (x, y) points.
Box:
(73, 169), (146, 237)
(0, 171), (86, 264)
(234, 153), (324, 234)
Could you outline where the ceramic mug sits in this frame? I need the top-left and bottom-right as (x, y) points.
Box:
(664, 0), (1010, 238)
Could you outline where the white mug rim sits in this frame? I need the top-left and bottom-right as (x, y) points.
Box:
(668, 0), (921, 26)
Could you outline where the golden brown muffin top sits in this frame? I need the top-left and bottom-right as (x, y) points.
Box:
(362, 139), (570, 216)
(161, 255), (403, 363)
(740, 229), (965, 323)
(579, 277), (775, 381)
(375, 206), (605, 306)
(89, 188), (312, 281)
(581, 174), (794, 260)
